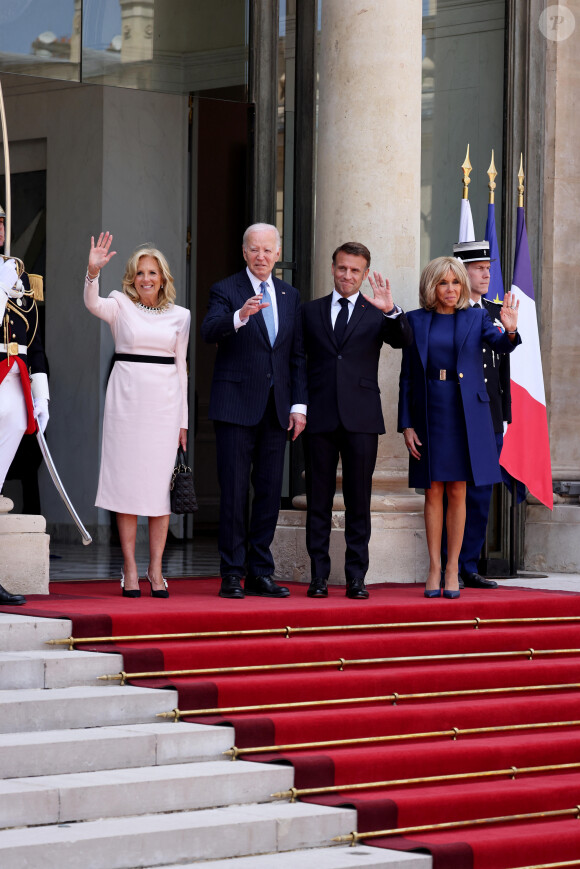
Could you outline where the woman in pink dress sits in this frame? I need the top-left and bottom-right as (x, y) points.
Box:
(84, 232), (190, 598)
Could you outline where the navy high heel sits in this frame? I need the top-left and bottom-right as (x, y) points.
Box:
(120, 570), (141, 598)
(424, 588), (441, 598)
(441, 570), (461, 599)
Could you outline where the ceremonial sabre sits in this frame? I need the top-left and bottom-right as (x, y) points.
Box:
(1, 81), (91, 545)
(0, 81), (11, 255)
(36, 428), (92, 545)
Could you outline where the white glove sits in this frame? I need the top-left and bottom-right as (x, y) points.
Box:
(33, 397), (49, 433)
(0, 259), (19, 323)
(0, 259), (19, 296)
(31, 374), (50, 433)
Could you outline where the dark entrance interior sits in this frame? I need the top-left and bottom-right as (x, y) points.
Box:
(193, 96), (253, 531)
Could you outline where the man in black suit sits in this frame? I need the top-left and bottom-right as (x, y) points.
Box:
(450, 240), (511, 589)
(302, 242), (412, 599)
(201, 223), (307, 599)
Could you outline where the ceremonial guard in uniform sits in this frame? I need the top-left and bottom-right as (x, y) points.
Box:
(0, 203), (49, 604)
(448, 240), (511, 589)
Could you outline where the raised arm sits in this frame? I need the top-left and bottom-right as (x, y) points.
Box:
(83, 231), (118, 323)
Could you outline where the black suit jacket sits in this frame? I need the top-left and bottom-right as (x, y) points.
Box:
(302, 293), (412, 434)
(201, 269), (307, 428)
(481, 298), (512, 432)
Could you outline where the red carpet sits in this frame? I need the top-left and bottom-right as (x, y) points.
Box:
(6, 577), (580, 869)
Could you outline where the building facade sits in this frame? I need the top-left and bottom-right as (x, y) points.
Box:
(0, 0), (578, 570)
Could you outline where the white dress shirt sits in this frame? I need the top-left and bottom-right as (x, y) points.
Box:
(330, 288), (402, 325)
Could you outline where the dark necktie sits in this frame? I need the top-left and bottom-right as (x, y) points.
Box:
(474, 302), (482, 308)
(334, 297), (349, 345)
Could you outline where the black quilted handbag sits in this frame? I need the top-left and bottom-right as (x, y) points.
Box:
(170, 448), (198, 514)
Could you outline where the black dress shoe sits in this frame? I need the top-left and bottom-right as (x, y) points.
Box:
(461, 571), (498, 589)
(245, 575), (290, 597)
(0, 583), (26, 606)
(219, 575), (244, 599)
(307, 578), (328, 598)
(346, 578), (369, 600)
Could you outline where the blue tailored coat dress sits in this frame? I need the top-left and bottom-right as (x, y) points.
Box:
(397, 307), (521, 490)
(201, 269), (307, 428)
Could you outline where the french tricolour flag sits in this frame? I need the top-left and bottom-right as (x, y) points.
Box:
(499, 207), (553, 509)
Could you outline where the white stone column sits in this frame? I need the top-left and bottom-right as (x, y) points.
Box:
(273, 1), (428, 583)
(526, 2), (580, 572)
(314, 0), (422, 480)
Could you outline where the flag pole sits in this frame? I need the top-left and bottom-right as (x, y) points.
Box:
(487, 150), (497, 204)
(459, 145), (475, 242)
(508, 155), (524, 576)
(0, 80), (12, 255)
(517, 152), (525, 207)
(462, 144), (472, 199)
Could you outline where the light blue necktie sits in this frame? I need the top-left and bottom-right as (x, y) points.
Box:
(260, 281), (276, 346)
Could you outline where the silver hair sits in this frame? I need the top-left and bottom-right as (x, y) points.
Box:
(243, 223), (281, 249)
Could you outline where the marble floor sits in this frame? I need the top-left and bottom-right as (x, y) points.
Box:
(49, 536), (220, 581)
(47, 536), (580, 594)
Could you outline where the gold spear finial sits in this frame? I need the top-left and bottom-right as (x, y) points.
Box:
(517, 153), (525, 207)
(462, 144), (472, 200)
(487, 150), (497, 204)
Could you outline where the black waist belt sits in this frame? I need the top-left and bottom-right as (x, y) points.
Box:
(113, 353), (174, 365)
(427, 367), (458, 382)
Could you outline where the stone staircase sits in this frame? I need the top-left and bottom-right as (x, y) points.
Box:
(0, 611), (430, 868)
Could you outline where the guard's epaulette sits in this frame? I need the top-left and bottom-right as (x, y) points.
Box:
(27, 273), (44, 301)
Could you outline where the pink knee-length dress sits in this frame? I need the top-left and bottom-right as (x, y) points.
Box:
(84, 275), (190, 516)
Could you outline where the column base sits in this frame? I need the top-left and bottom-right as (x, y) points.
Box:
(0, 514), (50, 596)
(272, 509), (429, 585)
(525, 498), (580, 573)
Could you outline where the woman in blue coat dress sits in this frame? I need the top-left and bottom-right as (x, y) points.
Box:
(398, 257), (521, 598)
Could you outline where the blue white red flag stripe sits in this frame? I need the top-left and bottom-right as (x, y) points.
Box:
(499, 207), (553, 509)
(484, 202), (505, 302)
(459, 199), (475, 243)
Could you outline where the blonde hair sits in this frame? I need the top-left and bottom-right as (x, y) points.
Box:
(419, 256), (471, 311)
(122, 246), (176, 307)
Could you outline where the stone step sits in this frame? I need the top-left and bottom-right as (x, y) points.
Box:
(0, 685), (177, 732)
(0, 721), (234, 779)
(0, 759), (294, 828)
(0, 649), (123, 689)
(0, 613), (71, 651)
(0, 801), (356, 869)
(191, 846), (431, 867)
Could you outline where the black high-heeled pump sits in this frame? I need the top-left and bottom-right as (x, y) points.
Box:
(120, 570), (141, 598)
(146, 570), (169, 598)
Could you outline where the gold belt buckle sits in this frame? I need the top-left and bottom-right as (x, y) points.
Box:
(439, 369), (446, 381)
(7, 342), (19, 357)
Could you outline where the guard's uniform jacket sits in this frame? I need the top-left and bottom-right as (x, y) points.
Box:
(0, 272), (47, 433)
(481, 297), (511, 433)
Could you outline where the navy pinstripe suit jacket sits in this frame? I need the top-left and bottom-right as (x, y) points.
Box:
(201, 269), (307, 428)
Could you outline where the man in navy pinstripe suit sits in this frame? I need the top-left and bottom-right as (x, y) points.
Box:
(201, 224), (307, 599)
